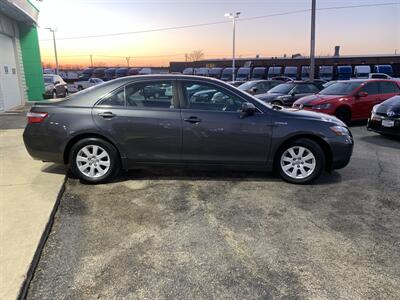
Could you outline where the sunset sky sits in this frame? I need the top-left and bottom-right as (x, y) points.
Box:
(36, 0), (400, 68)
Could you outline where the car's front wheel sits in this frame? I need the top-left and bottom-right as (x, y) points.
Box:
(276, 138), (325, 184)
(69, 138), (120, 183)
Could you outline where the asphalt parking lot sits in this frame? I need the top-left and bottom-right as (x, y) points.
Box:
(27, 125), (400, 299)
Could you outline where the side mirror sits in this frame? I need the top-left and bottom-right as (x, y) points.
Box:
(357, 91), (368, 98)
(240, 102), (257, 118)
(249, 87), (258, 94)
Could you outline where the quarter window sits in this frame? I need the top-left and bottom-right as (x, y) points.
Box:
(379, 82), (400, 94)
(182, 82), (245, 112)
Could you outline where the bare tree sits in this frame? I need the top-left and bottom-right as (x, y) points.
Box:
(188, 50), (204, 62)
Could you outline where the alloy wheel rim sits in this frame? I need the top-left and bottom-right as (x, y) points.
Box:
(76, 145), (110, 178)
(280, 146), (316, 179)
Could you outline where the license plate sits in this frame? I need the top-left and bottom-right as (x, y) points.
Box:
(382, 119), (395, 127)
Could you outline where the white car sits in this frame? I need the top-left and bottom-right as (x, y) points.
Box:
(74, 78), (104, 91)
(368, 73), (392, 79)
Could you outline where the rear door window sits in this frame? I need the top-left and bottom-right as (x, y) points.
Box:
(125, 81), (175, 109)
(360, 82), (380, 95)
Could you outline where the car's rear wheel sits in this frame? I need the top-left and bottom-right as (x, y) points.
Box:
(69, 138), (120, 183)
(335, 107), (351, 124)
(277, 138), (325, 184)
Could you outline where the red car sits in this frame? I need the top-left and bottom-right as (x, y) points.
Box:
(292, 79), (400, 123)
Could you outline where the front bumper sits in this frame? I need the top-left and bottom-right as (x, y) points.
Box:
(367, 114), (400, 136)
(328, 133), (354, 170)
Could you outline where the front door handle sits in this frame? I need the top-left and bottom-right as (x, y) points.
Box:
(98, 112), (116, 119)
(184, 116), (202, 124)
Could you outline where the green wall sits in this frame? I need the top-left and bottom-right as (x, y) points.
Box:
(18, 24), (44, 101)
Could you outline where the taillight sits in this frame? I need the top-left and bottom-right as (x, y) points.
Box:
(27, 112), (48, 124)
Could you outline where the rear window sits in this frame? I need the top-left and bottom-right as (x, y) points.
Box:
(319, 82), (362, 95)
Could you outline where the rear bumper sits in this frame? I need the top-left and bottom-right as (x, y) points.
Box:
(23, 125), (65, 163)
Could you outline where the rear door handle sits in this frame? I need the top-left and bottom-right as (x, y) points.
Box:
(184, 116), (202, 124)
(98, 112), (116, 119)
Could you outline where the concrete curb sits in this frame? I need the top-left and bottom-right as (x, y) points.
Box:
(17, 176), (68, 300)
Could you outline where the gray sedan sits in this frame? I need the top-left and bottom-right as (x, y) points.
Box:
(23, 75), (354, 184)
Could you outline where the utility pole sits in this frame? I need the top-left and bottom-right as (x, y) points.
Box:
(126, 56), (131, 67)
(225, 12), (241, 81)
(309, 0), (316, 80)
(89, 54), (93, 68)
(45, 27), (59, 75)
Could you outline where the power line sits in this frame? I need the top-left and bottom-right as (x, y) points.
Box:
(40, 2), (399, 41)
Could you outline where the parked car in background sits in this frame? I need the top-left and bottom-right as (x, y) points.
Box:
(221, 67), (237, 81)
(227, 81), (246, 87)
(92, 68), (107, 80)
(374, 65), (393, 77)
(271, 76), (294, 82)
(78, 68), (94, 81)
(354, 65), (371, 79)
(43, 74), (68, 98)
(74, 78), (104, 91)
(238, 80), (281, 95)
(104, 68), (116, 81)
(293, 79), (400, 123)
(256, 81), (322, 106)
(319, 66), (333, 81)
(139, 68), (152, 75)
(182, 68), (194, 75)
(195, 68), (210, 76)
(128, 68), (141, 76)
(367, 95), (400, 136)
(301, 66), (310, 80)
(337, 66), (352, 80)
(369, 73), (392, 79)
(115, 68), (129, 78)
(236, 67), (251, 81)
(268, 66), (282, 79)
(208, 67), (223, 79)
(24, 75), (354, 184)
(251, 67), (267, 80)
(284, 66), (298, 80)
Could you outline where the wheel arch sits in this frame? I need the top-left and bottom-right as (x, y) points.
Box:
(273, 134), (333, 172)
(334, 105), (352, 116)
(63, 133), (125, 167)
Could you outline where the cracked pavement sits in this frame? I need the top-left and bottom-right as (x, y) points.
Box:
(27, 126), (400, 299)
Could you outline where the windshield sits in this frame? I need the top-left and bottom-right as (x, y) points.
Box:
(238, 81), (256, 90)
(44, 77), (53, 83)
(319, 82), (362, 95)
(268, 83), (294, 94)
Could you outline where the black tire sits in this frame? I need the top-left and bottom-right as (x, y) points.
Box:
(335, 107), (351, 124)
(64, 89), (69, 97)
(69, 138), (120, 183)
(271, 100), (283, 106)
(78, 86), (83, 91)
(276, 138), (325, 184)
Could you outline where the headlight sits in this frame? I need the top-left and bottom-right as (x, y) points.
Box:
(330, 125), (350, 136)
(313, 103), (331, 110)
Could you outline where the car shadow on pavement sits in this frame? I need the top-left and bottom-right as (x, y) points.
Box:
(41, 164), (68, 175)
(69, 167), (343, 185)
(360, 134), (400, 149)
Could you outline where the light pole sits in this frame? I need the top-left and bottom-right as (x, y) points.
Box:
(309, 0), (316, 80)
(225, 12), (240, 81)
(45, 27), (59, 75)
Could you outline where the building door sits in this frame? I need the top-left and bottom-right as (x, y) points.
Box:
(0, 33), (22, 111)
